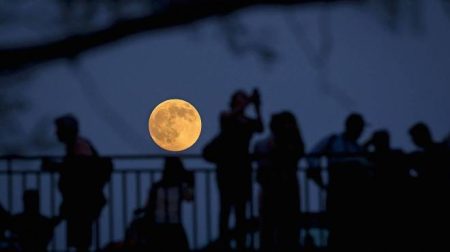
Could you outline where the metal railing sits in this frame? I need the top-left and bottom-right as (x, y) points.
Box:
(0, 155), (328, 251)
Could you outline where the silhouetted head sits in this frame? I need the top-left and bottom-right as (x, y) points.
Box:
(54, 114), (79, 144)
(229, 90), (250, 112)
(344, 113), (366, 142)
(409, 122), (433, 149)
(23, 190), (39, 215)
(162, 157), (186, 185)
(270, 111), (303, 149)
(372, 130), (390, 152)
(444, 133), (450, 148)
(270, 111), (300, 141)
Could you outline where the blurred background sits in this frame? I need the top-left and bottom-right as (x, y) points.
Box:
(0, 0), (449, 155)
(1, 0), (450, 251)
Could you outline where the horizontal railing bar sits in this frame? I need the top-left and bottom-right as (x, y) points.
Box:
(0, 152), (415, 161)
(0, 153), (349, 251)
(0, 154), (203, 160)
(0, 170), (43, 174)
(0, 166), (317, 173)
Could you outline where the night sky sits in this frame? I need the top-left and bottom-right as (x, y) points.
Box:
(1, 1), (450, 249)
(1, 1), (448, 157)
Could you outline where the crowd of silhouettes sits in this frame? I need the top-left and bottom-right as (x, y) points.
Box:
(201, 89), (450, 252)
(0, 89), (449, 252)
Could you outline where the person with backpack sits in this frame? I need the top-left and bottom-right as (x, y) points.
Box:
(41, 114), (112, 252)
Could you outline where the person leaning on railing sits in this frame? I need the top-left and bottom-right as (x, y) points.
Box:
(307, 113), (373, 252)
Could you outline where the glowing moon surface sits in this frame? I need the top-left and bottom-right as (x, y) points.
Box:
(148, 99), (202, 152)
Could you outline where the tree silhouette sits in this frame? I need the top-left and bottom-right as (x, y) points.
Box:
(0, 0), (444, 152)
(0, 0), (359, 72)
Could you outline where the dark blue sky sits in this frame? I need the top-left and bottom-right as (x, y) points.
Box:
(1, 1), (450, 249)
(2, 0), (450, 155)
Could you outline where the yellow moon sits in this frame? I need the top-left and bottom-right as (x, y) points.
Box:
(148, 99), (202, 152)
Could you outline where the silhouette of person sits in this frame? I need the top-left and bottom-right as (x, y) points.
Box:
(443, 133), (450, 150)
(203, 89), (263, 250)
(10, 190), (59, 252)
(363, 130), (410, 251)
(254, 111), (304, 252)
(41, 114), (112, 252)
(130, 157), (193, 252)
(408, 122), (450, 251)
(308, 113), (371, 252)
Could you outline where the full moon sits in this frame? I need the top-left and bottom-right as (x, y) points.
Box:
(148, 99), (202, 152)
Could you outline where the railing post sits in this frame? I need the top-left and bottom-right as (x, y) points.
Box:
(205, 170), (211, 244)
(136, 171), (141, 207)
(122, 171), (128, 236)
(108, 176), (114, 243)
(95, 219), (100, 251)
(36, 171), (41, 212)
(192, 172), (198, 250)
(22, 172), (27, 198)
(50, 171), (56, 251)
(250, 169), (255, 250)
(7, 157), (13, 212)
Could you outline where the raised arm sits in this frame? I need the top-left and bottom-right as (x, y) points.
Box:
(307, 135), (334, 189)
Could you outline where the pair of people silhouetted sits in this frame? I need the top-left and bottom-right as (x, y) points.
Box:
(365, 123), (450, 252)
(42, 114), (112, 252)
(407, 122), (450, 251)
(10, 190), (60, 252)
(0, 190), (59, 252)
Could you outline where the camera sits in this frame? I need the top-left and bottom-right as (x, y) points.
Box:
(250, 88), (260, 106)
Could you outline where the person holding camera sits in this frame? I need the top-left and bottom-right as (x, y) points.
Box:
(204, 89), (263, 250)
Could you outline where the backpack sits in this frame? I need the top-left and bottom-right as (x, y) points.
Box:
(202, 133), (228, 163)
